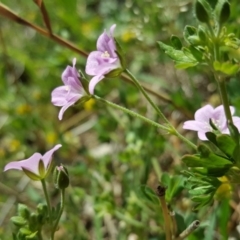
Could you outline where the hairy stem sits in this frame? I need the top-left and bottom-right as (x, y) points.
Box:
(94, 95), (170, 132)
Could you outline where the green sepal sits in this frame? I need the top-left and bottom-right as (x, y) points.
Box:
(114, 37), (126, 69)
(195, 0), (211, 23)
(76, 95), (92, 106)
(213, 61), (240, 75)
(78, 71), (90, 95)
(215, 0), (230, 25)
(38, 160), (45, 179)
(183, 25), (197, 44)
(105, 68), (123, 78)
(11, 216), (26, 227)
(170, 35), (182, 50)
(205, 132), (217, 145)
(22, 168), (41, 181)
(209, 118), (218, 131)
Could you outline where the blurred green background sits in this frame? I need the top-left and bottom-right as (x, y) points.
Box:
(1, 0), (240, 239)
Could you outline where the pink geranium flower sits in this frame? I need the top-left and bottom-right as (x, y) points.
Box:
(4, 144), (62, 180)
(183, 105), (240, 140)
(52, 58), (83, 120)
(85, 24), (122, 94)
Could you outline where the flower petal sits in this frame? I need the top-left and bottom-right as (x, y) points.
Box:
(183, 120), (209, 132)
(89, 75), (105, 94)
(42, 144), (62, 169)
(51, 86), (70, 106)
(58, 101), (75, 120)
(4, 153), (42, 175)
(194, 105), (214, 122)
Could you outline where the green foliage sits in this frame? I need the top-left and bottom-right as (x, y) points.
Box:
(195, 0), (211, 23)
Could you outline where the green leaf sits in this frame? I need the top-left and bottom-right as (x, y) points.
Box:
(213, 61), (240, 75)
(216, 134), (236, 158)
(206, 0), (218, 9)
(198, 26), (208, 42)
(11, 216), (26, 227)
(191, 166), (230, 177)
(164, 175), (185, 202)
(170, 35), (182, 50)
(19, 227), (31, 236)
(191, 194), (214, 210)
(182, 153), (233, 168)
(158, 42), (198, 69)
(215, 0), (231, 25)
(197, 143), (212, 158)
(188, 46), (204, 62)
(138, 185), (159, 205)
(183, 25), (197, 43)
(189, 185), (215, 195)
(195, 0), (211, 23)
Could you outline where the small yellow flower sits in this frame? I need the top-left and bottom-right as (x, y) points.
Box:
(215, 176), (232, 199)
(9, 139), (21, 152)
(83, 98), (95, 111)
(46, 132), (57, 145)
(16, 104), (32, 115)
(121, 30), (135, 42)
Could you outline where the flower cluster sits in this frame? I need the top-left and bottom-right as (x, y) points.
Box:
(183, 104), (240, 140)
(51, 24), (121, 120)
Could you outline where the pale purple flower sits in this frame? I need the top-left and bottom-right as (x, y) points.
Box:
(52, 58), (83, 120)
(183, 105), (240, 140)
(4, 144), (62, 180)
(85, 24), (122, 94)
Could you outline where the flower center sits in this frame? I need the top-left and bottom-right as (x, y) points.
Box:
(65, 86), (70, 91)
(101, 51), (110, 58)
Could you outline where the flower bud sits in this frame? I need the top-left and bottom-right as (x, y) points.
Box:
(18, 204), (30, 220)
(54, 164), (69, 189)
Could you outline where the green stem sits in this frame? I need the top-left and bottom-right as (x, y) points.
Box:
(172, 130), (197, 150)
(125, 69), (169, 124)
(122, 70), (197, 150)
(51, 189), (65, 240)
(94, 95), (170, 132)
(37, 227), (43, 240)
(94, 95), (196, 150)
(41, 179), (52, 222)
(217, 78), (233, 125)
